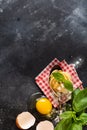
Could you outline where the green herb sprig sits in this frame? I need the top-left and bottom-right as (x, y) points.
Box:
(52, 72), (73, 91)
(55, 88), (87, 130)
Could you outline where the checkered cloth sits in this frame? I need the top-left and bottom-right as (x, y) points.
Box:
(35, 58), (83, 108)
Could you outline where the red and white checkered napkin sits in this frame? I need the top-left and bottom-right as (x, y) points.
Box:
(35, 58), (83, 108)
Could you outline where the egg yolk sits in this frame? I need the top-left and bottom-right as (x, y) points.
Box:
(36, 98), (52, 115)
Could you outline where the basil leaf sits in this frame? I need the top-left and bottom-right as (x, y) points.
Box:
(55, 118), (72, 130)
(60, 111), (75, 119)
(73, 88), (87, 112)
(79, 113), (87, 125)
(52, 72), (65, 82)
(71, 123), (82, 130)
(63, 80), (73, 91)
(72, 88), (81, 99)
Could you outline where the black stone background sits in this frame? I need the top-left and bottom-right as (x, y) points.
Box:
(0, 0), (87, 130)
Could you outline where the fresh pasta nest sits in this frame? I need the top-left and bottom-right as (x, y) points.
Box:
(49, 70), (73, 102)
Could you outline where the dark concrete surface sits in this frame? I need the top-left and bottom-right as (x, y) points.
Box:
(0, 0), (87, 129)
